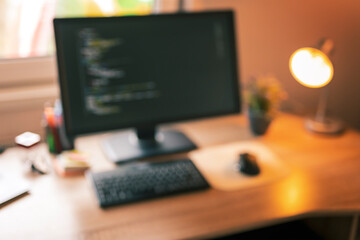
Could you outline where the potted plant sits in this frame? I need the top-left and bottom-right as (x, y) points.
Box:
(245, 75), (287, 135)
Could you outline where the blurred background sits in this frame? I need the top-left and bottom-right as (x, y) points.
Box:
(0, 0), (359, 145)
(191, 0), (360, 132)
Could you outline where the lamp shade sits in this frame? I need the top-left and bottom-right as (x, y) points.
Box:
(289, 47), (333, 88)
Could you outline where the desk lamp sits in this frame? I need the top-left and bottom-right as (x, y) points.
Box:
(289, 39), (344, 134)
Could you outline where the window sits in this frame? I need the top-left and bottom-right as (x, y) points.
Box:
(0, 0), (154, 59)
(0, 0), (197, 144)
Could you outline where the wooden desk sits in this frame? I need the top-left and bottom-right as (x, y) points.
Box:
(1, 114), (360, 239)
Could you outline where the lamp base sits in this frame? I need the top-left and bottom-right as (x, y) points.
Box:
(305, 117), (344, 134)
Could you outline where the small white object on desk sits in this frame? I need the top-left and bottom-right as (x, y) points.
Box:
(15, 132), (40, 148)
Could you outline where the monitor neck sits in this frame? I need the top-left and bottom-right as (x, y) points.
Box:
(135, 125), (159, 148)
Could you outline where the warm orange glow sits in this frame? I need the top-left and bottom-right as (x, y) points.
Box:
(289, 47), (333, 88)
(274, 174), (313, 215)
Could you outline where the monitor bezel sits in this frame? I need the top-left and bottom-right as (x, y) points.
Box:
(54, 10), (241, 138)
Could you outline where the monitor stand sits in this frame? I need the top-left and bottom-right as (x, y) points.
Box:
(101, 126), (197, 164)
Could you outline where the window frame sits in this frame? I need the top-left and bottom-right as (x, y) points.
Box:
(0, 56), (56, 87)
(0, 56), (58, 145)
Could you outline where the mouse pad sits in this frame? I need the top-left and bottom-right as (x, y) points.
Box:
(189, 141), (291, 191)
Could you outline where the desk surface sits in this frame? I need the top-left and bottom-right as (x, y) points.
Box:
(1, 114), (360, 240)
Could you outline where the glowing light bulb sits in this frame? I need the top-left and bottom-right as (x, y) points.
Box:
(289, 47), (333, 88)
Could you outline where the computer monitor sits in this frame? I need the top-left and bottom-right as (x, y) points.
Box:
(54, 10), (240, 163)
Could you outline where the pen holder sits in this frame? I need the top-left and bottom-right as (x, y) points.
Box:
(43, 105), (74, 154)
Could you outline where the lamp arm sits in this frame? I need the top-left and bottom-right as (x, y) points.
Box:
(319, 38), (334, 56)
(315, 86), (329, 123)
(315, 38), (333, 123)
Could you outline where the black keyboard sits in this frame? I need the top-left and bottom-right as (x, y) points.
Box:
(87, 159), (209, 207)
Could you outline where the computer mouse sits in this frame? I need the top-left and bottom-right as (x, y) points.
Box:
(238, 153), (260, 176)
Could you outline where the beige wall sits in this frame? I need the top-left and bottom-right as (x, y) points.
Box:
(194, 0), (360, 130)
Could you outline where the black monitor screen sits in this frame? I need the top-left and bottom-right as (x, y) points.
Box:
(54, 11), (240, 137)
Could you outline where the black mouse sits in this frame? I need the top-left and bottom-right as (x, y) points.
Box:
(238, 153), (260, 176)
